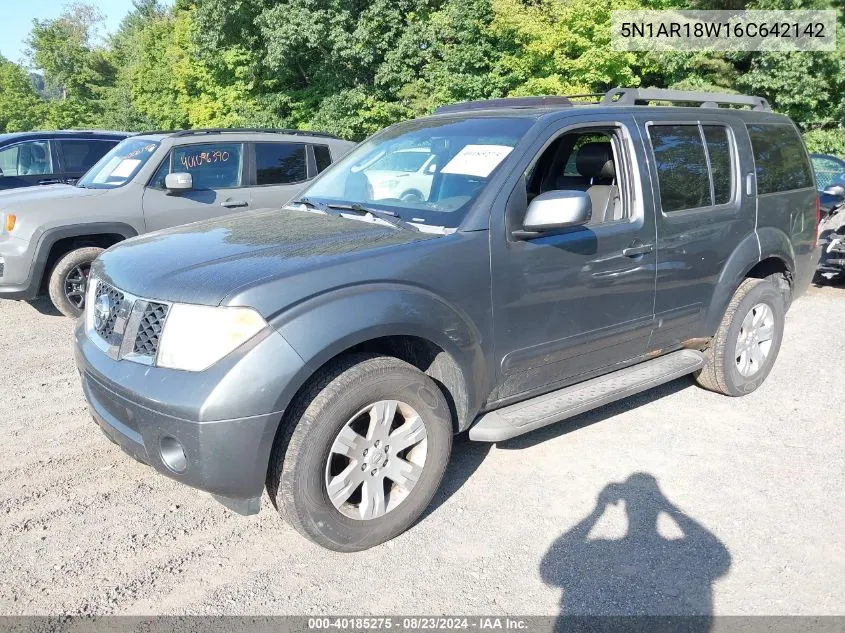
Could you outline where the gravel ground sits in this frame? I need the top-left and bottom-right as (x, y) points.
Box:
(0, 285), (843, 617)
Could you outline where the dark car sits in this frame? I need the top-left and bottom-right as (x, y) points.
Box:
(811, 153), (845, 210)
(75, 88), (819, 551)
(0, 130), (130, 191)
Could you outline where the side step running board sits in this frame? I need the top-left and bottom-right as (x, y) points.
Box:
(469, 350), (705, 442)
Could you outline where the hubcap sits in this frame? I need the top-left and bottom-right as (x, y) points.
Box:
(734, 302), (775, 377)
(64, 263), (91, 310)
(325, 400), (428, 521)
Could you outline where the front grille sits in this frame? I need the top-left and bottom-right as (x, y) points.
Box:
(93, 281), (124, 339)
(133, 302), (169, 357)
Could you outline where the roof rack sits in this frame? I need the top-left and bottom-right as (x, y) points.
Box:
(601, 87), (771, 111)
(162, 128), (340, 139)
(435, 96), (573, 115)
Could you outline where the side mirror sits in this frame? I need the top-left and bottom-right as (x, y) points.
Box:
(515, 190), (592, 238)
(823, 184), (845, 201)
(425, 162), (438, 174)
(165, 172), (193, 194)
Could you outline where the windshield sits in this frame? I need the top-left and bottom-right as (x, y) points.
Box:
(77, 138), (160, 189)
(299, 116), (534, 228)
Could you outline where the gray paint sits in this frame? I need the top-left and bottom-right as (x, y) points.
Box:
(74, 104), (819, 509)
(0, 131), (355, 300)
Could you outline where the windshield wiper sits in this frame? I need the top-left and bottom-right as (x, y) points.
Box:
(325, 202), (420, 232)
(290, 197), (329, 212)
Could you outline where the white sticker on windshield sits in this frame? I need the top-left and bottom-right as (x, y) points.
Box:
(110, 159), (141, 179)
(440, 145), (513, 178)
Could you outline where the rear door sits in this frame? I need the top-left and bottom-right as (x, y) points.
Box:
(635, 113), (755, 351)
(246, 142), (311, 208)
(56, 138), (118, 184)
(0, 139), (60, 190)
(142, 142), (251, 231)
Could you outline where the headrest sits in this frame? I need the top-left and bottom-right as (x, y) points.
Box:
(30, 144), (47, 160)
(576, 142), (615, 180)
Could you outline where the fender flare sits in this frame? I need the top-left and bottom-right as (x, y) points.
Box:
(704, 228), (795, 333)
(30, 222), (139, 294)
(268, 282), (488, 431)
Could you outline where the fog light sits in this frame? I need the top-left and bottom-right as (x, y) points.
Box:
(160, 436), (187, 473)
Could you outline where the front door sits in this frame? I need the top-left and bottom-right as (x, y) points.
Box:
(489, 116), (658, 403)
(142, 142), (251, 232)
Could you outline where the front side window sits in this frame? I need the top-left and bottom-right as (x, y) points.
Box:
(648, 123), (736, 212)
(255, 143), (307, 185)
(300, 116), (534, 228)
(748, 123), (814, 195)
(151, 143), (244, 190)
(78, 138), (159, 189)
(0, 141), (53, 177)
(60, 140), (114, 172)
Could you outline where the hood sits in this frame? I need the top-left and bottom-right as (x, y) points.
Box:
(0, 184), (111, 208)
(95, 208), (439, 307)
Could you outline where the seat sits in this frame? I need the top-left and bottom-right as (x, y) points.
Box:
(575, 142), (622, 224)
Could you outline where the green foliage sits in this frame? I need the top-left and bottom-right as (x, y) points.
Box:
(0, 57), (45, 132)
(5, 0), (844, 155)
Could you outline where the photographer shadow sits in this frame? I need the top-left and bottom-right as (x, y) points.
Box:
(541, 473), (730, 633)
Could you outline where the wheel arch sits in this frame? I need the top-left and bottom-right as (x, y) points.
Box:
(268, 284), (489, 435)
(705, 228), (795, 333)
(33, 223), (138, 293)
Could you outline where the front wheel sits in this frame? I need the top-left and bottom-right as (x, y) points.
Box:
(695, 277), (785, 396)
(267, 354), (453, 551)
(47, 246), (104, 318)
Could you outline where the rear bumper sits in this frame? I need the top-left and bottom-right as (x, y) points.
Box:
(74, 318), (308, 509)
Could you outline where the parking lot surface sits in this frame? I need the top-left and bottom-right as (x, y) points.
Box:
(0, 286), (843, 616)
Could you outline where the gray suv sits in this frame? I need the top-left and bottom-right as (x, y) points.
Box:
(0, 129), (354, 316)
(74, 89), (819, 551)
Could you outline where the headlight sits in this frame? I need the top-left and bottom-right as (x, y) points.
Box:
(157, 304), (268, 372)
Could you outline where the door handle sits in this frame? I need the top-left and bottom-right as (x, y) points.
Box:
(38, 179), (62, 185)
(622, 244), (654, 257)
(221, 200), (249, 209)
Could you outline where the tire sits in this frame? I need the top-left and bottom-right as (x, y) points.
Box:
(48, 246), (104, 318)
(267, 353), (453, 551)
(695, 277), (785, 397)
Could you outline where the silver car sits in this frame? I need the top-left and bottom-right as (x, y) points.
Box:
(0, 128), (354, 316)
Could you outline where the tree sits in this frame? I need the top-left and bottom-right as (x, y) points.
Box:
(26, 3), (116, 127)
(0, 57), (45, 132)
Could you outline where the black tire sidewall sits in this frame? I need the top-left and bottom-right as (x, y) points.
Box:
(48, 247), (103, 318)
(721, 281), (785, 396)
(280, 358), (453, 551)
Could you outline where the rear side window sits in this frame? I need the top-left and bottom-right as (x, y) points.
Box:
(702, 126), (732, 205)
(648, 123), (736, 212)
(255, 143), (307, 185)
(59, 140), (114, 172)
(747, 123), (814, 194)
(648, 125), (712, 212)
(314, 145), (333, 173)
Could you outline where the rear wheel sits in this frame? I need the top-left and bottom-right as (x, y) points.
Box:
(47, 246), (104, 318)
(267, 354), (453, 551)
(695, 278), (785, 396)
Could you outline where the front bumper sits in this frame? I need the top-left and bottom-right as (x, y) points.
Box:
(0, 236), (39, 300)
(74, 319), (308, 510)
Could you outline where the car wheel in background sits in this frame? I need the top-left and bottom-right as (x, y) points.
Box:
(48, 246), (104, 318)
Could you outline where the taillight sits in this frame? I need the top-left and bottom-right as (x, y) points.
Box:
(812, 195), (821, 249)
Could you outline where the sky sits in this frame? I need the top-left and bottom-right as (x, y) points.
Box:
(0, 0), (138, 64)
